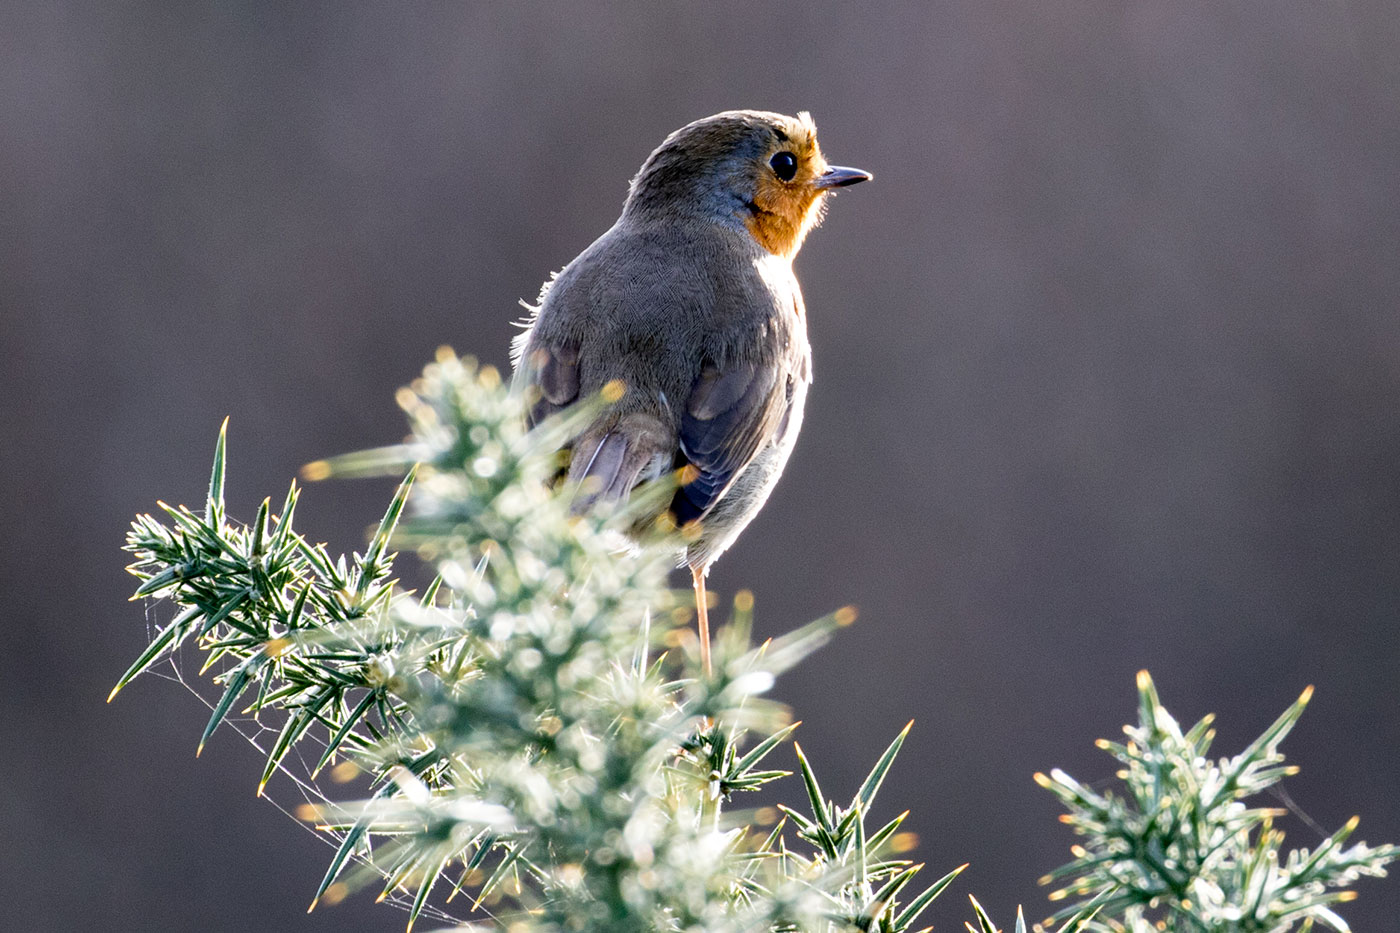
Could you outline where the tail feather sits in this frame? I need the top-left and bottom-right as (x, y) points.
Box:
(568, 414), (671, 513)
(573, 432), (629, 504)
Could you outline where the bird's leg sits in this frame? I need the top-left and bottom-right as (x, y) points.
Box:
(691, 565), (712, 676)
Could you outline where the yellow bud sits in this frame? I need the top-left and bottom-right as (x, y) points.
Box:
(300, 460), (332, 481)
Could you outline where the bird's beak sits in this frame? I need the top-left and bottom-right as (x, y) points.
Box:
(814, 165), (873, 189)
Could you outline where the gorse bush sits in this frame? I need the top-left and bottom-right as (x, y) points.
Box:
(117, 350), (1395, 932)
(1037, 675), (1396, 933)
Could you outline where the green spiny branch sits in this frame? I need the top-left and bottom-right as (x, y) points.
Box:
(116, 350), (1395, 933)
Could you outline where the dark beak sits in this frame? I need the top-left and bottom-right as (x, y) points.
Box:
(814, 165), (873, 189)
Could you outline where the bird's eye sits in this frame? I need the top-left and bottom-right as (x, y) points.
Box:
(769, 151), (798, 182)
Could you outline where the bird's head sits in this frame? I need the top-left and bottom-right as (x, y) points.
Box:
(624, 110), (871, 258)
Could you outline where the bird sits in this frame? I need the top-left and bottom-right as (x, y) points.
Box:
(511, 109), (870, 674)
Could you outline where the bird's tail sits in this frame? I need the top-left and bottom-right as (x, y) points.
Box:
(567, 413), (672, 512)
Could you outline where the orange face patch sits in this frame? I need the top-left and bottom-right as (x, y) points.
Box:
(743, 114), (832, 257)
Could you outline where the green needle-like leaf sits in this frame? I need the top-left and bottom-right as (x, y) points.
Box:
(313, 690), (380, 778)
(259, 685), (338, 794)
(197, 587), (251, 638)
(356, 465), (417, 597)
(793, 743), (833, 834)
(406, 853), (447, 932)
(474, 842), (527, 911)
(853, 801), (867, 886)
(311, 816), (370, 911)
(197, 655), (266, 756)
(732, 720), (800, 776)
(966, 893), (997, 933)
(855, 719), (912, 813)
(893, 863), (967, 930)
(109, 604), (201, 701)
(207, 416), (228, 524)
(130, 563), (186, 599)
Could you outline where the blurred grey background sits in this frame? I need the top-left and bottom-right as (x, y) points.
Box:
(3, 3), (1398, 930)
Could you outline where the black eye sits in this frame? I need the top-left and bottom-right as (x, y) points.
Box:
(769, 151), (798, 182)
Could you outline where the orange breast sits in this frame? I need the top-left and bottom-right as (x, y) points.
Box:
(743, 173), (824, 257)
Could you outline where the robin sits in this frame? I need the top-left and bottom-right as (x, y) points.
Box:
(511, 109), (870, 674)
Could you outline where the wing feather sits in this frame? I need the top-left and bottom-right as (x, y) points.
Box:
(520, 343), (580, 427)
(673, 358), (788, 524)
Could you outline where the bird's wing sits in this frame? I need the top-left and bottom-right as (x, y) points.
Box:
(672, 356), (793, 524)
(517, 341), (580, 427)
